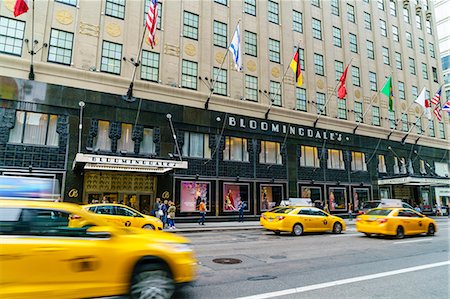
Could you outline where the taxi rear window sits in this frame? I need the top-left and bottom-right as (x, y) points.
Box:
(366, 209), (392, 216)
(272, 207), (295, 214)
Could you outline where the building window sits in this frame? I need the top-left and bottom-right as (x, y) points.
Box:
(224, 136), (249, 162)
(338, 99), (347, 119)
(395, 52), (402, 70)
(331, 0), (339, 16)
(335, 60), (344, 81)
(312, 18), (322, 40)
(412, 86), (418, 98)
(105, 0), (125, 19)
(398, 81), (405, 100)
(300, 146), (319, 168)
(377, 0), (384, 10)
(364, 12), (372, 30)
(183, 11), (199, 40)
(416, 117), (422, 135)
(352, 152), (367, 171)
(422, 63), (428, 79)
(56, 0), (77, 5)
(402, 114), (408, 132)
(432, 67), (438, 83)
(439, 123), (445, 139)
(369, 72), (377, 91)
(100, 41), (122, 75)
(260, 141), (282, 164)
(296, 87), (307, 111)
(213, 68), (227, 96)
(382, 47), (390, 65)
(311, 0), (320, 7)
(0, 17), (25, 56)
(117, 123), (134, 153)
(314, 53), (324, 75)
(406, 32), (413, 48)
(182, 132), (211, 159)
(416, 13), (422, 29)
(372, 106), (380, 126)
(409, 57), (415, 75)
(140, 128), (156, 154)
(213, 21), (227, 48)
(378, 155), (387, 173)
(316, 92), (326, 115)
(392, 25), (399, 41)
(181, 60), (198, 90)
(429, 120), (435, 137)
(354, 102), (363, 123)
(333, 27), (341, 47)
(144, 0), (162, 29)
(269, 81), (281, 106)
(244, 0), (256, 16)
(367, 40), (374, 59)
(420, 160), (426, 174)
(268, 38), (280, 63)
(47, 29), (73, 65)
(426, 19), (432, 34)
(93, 120), (111, 151)
(245, 75), (258, 101)
(389, 110), (396, 129)
(298, 48), (305, 70)
(403, 7), (410, 23)
(8, 111), (59, 147)
(400, 158), (406, 174)
(347, 4), (355, 23)
(352, 66), (360, 87)
(380, 19), (387, 36)
(293, 10), (303, 33)
(141, 50), (159, 82)
(418, 38), (425, 54)
(429, 43), (435, 58)
(214, 0), (227, 5)
(349, 33), (358, 53)
(267, 0), (279, 24)
(327, 149), (344, 170)
(244, 31), (257, 56)
(389, 0), (397, 16)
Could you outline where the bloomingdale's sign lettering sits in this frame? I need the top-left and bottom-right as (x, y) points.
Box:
(227, 116), (346, 141)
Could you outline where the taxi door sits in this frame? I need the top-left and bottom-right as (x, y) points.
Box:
(309, 208), (330, 232)
(91, 205), (123, 226)
(296, 208), (313, 232)
(407, 209), (426, 234)
(114, 206), (144, 228)
(396, 209), (416, 234)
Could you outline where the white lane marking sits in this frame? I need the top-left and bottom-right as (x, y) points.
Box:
(393, 238), (434, 244)
(234, 261), (450, 299)
(330, 233), (359, 237)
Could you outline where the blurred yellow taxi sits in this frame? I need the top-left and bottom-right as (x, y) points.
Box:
(260, 206), (346, 236)
(0, 199), (196, 299)
(355, 207), (437, 239)
(82, 203), (163, 230)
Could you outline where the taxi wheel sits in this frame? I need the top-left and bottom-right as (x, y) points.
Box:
(292, 224), (303, 236)
(364, 233), (372, 237)
(130, 264), (175, 299)
(142, 224), (155, 230)
(274, 231), (281, 235)
(427, 224), (435, 236)
(332, 222), (342, 234)
(396, 226), (405, 239)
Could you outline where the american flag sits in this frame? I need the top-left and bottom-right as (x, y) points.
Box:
(431, 87), (441, 106)
(146, 0), (158, 48)
(433, 104), (442, 121)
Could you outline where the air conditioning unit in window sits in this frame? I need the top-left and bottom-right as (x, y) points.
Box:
(426, 11), (432, 20)
(415, 5), (422, 13)
(403, 0), (409, 8)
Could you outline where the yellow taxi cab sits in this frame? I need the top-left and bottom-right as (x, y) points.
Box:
(355, 203), (437, 239)
(0, 199), (196, 299)
(82, 203), (163, 230)
(260, 199), (346, 236)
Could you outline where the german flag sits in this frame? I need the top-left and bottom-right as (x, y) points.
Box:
(290, 49), (303, 87)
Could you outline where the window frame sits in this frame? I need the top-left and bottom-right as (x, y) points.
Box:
(296, 87), (307, 111)
(0, 16), (26, 57)
(213, 20), (227, 48)
(267, 0), (279, 24)
(182, 131), (211, 159)
(183, 11), (199, 40)
(181, 59), (198, 90)
(100, 40), (122, 75)
(140, 50), (160, 82)
(327, 149), (345, 170)
(105, 0), (126, 20)
(300, 145), (320, 168)
(223, 136), (249, 162)
(8, 111), (59, 147)
(260, 140), (282, 165)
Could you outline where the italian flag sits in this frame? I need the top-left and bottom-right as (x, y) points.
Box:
(14, 0), (29, 17)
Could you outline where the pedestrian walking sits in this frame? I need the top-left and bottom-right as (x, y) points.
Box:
(198, 198), (206, 225)
(348, 203), (353, 221)
(238, 200), (247, 222)
(152, 198), (161, 218)
(160, 200), (168, 228)
(167, 201), (176, 229)
(324, 202), (330, 214)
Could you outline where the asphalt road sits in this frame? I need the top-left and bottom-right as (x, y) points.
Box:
(175, 219), (449, 299)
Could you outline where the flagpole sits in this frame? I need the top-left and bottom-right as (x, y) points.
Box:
(29, 0), (35, 80)
(387, 100), (417, 140)
(313, 58), (353, 128)
(205, 20), (241, 110)
(400, 110), (425, 144)
(353, 75), (391, 134)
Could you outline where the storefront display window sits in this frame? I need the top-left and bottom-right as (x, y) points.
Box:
(260, 184), (283, 211)
(328, 187), (347, 211)
(353, 188), (370, 210)
(301, 186), (322, 204)
(223, 183), (250, 212)
(379, 187), (390, 199)
(180, 181), (210, 212)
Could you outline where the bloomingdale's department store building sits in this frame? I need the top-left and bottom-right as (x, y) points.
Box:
(1, 76), (449, 219)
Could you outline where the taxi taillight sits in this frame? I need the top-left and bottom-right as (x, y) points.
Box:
(70, 214), (81, 220)
(276, 216), (285, 220)
(377, 218), (388, 224)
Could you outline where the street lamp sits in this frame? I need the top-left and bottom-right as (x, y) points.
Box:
(78, 101), (85, 153)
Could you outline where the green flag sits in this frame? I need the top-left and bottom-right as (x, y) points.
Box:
(381, 76), (393, 111)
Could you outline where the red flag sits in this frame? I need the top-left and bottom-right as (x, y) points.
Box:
(337, 65), (349, 99)
(14, 0), (29, 17)
(146, 0), (158, 48)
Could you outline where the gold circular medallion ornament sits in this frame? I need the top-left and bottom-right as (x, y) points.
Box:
(354, 90), (361, 99)
(184, 44), (196, 56)
(56, 10), (73, 25)
(215, 52), (225, 64)
(106, 23), (121, 37)
(247, 60), (256, 72)
(4, 0), (15, 12)
(317, 80), (324, 89)
(401, 102), (407, 110)
(271, 67), (280, 78)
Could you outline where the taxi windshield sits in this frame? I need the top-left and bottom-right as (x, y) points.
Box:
(271, 207), (295, 214)
(366, 209), (393, 216)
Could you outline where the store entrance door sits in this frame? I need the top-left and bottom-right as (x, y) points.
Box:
(139, 195), (152, 215)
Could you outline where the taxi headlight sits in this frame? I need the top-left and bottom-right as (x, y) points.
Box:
(165, 243), (193, 253)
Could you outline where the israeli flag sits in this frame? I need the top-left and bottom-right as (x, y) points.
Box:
(229, 24), (242, 72)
